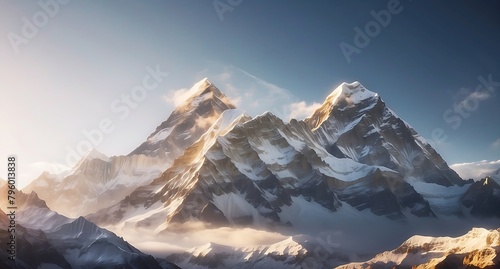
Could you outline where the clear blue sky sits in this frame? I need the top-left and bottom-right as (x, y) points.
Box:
(1, 0), (499, 187)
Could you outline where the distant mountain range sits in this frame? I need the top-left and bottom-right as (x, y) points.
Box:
(21, 78), (500, 268)
(0, 179), (179, 269)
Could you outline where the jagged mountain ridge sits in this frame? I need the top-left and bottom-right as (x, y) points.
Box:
(88, 79), (477, 233)
(24, 78), (237, 218)
(88, 109), (253, 229)
(17, 78), (500, 269)
(166, 235), (355, 269)
(306, 81), (463, 186)
(23, 152), (168, 217)
(461, 176), (500, 218)
(28, 79), (474, 226)
(129, 77), (236, 159)
(305, 82), (469, 216)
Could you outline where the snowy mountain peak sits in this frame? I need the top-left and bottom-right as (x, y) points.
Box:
(190, 77), (212, 96)
(129, 79), (237, 159)
(188, 242), (234, 257)
(53, 216), (107, 240)
(192, 77), (211, 90)
(82, 148), (110, 162)
(327, 81), (378, 105)
(255, 111), (279, 120)
(69, 148), (110, 175)
(163, 78), (236, 118)
(306, 80), (464, 190)
(182, 77), (234, 110)
(306, 81), (378, 131)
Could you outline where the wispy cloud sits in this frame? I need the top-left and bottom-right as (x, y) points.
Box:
(288, 101), (322, 120)
(451, 159), (500, 180)
(197, 64), (323, 121)
(163, 86), (202, 107)
(233, 67), (289, 98)
(491, 138), (500, 150)
(162, 65), (305, 121)
(454, 87), (493, 110)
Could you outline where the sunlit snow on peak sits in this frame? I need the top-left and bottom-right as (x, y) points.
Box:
(328, 81), (378, 105)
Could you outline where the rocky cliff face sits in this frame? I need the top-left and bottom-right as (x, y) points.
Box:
(306, 82), (463, 187)
(462, 176), (500, 218)
(23, 152), (167, 217)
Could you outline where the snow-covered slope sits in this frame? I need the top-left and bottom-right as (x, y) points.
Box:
(88, 109), (252, 230)
(89, 108), (436, 234)
(17, 78), (500, 268)
(87, 80), (500, 239)
(305, 82), (466, 215)
(307, 82), (462, 185)
(337, 227), (500, 268)
(24, 150), (168, 217)
(129, 78), (236, 160)
(0, 185), (179, 269)
(24, 78), (236, 218)
(46, 216), (177, 269)
(167, 236), (312, 269)
(31, 80), (477, 225)
(0, 179), (73, 232)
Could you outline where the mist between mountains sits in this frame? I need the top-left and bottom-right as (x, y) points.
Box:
(54, 65), (168, 174)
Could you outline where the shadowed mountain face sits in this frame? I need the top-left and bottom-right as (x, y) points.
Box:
(462, 177), (500, 218)
(305, 82), (463, 187)
(0, 213), (177, 269)
(0, 209), (71, 269)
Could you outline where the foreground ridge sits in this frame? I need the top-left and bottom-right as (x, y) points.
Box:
(337, 227), (500, 268)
